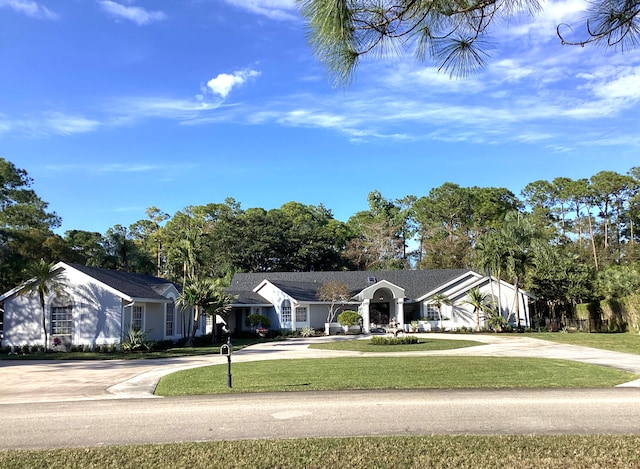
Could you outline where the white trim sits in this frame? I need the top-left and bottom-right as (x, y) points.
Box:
(354, 279), (405, 301)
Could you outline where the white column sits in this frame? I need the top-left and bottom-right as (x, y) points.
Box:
(396, 298), (405, 329)
(291, 303), (297, 331)
(362, 299), (371, 333)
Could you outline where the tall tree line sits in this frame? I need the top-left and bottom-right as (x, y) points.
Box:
(2, 157), (639, 319)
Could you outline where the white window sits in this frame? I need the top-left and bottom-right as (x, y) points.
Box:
(165, 301), (175, 337)
(51, 306), (73, 336)
(281, 300), (291, 322)
(295, 306), (307, 323)
(425, 305), (440, 321)
(132, 305), (145, 330)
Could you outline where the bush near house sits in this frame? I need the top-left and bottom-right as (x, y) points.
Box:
(245, 313), (271, 330)
(337, 310), (361, 327)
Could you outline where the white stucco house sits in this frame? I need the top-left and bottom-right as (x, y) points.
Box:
(226, 269), (532, 334)
(0, 262), (200, 350)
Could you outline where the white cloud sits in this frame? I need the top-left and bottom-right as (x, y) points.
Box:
(0, 0), (57, 19)
(98, 1), (167, 25)
(207, 70), (261, 98)
(587, 68), (640, 101)
(222, 0), (298, 21)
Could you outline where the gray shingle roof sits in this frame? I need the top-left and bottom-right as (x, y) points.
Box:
(67, 263), (177, 301)
(229, 269), (472, 303)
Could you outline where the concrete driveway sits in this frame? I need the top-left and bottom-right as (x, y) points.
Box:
(1, 334), (640, 404)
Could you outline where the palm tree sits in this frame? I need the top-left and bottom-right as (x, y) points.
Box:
(17, 259), (66, 351)
(477, 211), (537, 327)
(426, 293), (452, 331)
(462, 287), (492, 332)
(177, 277), (217, 347)
(204, 280), (237, 344)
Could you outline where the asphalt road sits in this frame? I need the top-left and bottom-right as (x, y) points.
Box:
(2, 388), (640, 450)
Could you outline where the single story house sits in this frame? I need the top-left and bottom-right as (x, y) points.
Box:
(0, 262), (201, 350)
(226, 269), (532, 333)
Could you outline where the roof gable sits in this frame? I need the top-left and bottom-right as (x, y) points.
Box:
(229, 269), (473, 303)
(62, 263), (177, 302)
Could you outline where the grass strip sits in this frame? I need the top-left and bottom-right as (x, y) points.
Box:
(309, 337), (481, 352)
(526, 331), (640, 355)
(2, 435), (640, 469)
(155, 356), (636, 396)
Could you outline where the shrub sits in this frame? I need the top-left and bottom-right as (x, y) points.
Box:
(245, 313), (271, 329)
(337, 310), (361, 327)
(121, 327), (154, 352)
(300, 326), (315, 337)
(371, 335), (419, 345)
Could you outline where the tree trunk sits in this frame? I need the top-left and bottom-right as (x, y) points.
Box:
(186, 307), (199, 347)
(587, 209), (599, 270)
(39, 293), (48, 351)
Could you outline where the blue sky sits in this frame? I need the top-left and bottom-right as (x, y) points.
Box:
(1, 0), (639, 235)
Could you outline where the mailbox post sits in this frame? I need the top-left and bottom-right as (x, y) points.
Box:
(220, 337), (233, 388)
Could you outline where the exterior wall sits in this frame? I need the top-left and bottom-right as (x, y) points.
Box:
(254, 281), (295, 330)
(71, 282), (122, 346)
(0, 267), (186, 349)
(421, 279), (531, 331)
(2, 269), (124, 348)
(2, 295), (45, 347)
(309, 304), (330, 329)
(144, 303), (165, 342)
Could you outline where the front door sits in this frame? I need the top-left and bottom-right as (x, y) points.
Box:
(370, 302), (390, 325)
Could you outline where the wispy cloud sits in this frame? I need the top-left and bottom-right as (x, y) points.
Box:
(0, 112), (100, 137)
(98, 0), (167, 25)
(222, 0), (298, 21)
(44, 162), (198, 174)
(0, 0), (57, 19)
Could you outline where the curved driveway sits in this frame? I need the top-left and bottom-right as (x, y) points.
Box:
(2, 334), (640, 450)
(1, 334), (640, 404)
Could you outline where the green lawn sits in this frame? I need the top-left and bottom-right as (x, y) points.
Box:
(155, 356), (636, 396)
(3, 435), (640, 469)
(309, 337), (482, 352)
(526, 331), (640, 354)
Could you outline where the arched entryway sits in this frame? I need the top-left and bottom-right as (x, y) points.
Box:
(369, 287), (395, 325)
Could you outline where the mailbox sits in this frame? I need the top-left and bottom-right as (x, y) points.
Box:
(221, 338), (233, 388)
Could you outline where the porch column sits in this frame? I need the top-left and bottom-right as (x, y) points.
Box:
(396, 298), (405, 329)
(361, 299), (371, 333)
(291, 303), (297, 331)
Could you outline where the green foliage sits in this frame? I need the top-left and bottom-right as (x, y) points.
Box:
(245, 313), (271, 329)
(337, 310), (360, 327)
(120, 327), (154, 352)
(370, 335), (419, 345)
(594, 264), (640, 300)
(0, 159), (65, 292)
(300, 326), (315, 337)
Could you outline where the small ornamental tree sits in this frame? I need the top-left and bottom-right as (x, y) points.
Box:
(337, 310), (361, 328)
(317, 280), (352, 323)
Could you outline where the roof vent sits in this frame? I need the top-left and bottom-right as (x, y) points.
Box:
(367, 276), (377, 284)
